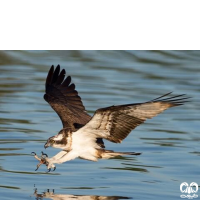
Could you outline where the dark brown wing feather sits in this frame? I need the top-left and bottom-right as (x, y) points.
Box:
(44, 65), (91, 129)
(81, 93), (190, 143)
(44, 65), (105, 148)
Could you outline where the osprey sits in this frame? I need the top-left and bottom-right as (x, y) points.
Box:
(32, 65), (189, 172)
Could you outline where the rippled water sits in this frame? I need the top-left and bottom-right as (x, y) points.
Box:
(0, 51), (199, 200)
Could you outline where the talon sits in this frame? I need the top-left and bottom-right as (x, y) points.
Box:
(35, 167), (39, 171)
(35, 162), (43, 171)
(31, 152), (36, 156)
(41, 151), (48, 157)
(53, 166), (56, 171)
(47, 168), (51, 173)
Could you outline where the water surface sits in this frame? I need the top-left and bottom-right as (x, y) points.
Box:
(0, 50), (199, 200)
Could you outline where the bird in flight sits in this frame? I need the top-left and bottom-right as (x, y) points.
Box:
(32, 65), (189, 172)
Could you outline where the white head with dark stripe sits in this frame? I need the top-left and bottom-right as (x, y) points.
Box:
(44, 129), (72, 150)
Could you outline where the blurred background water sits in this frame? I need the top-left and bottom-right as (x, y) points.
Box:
(0, 50), (199, 200)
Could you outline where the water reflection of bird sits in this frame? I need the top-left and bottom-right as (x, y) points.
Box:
(32, 65), (190, 172)
(33, 188), (131, 200)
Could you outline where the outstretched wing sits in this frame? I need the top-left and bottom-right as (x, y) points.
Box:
(44, 65), (91, 129)
(76, 92), (190, 143)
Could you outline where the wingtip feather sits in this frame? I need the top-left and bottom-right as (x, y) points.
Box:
(51, 65), (60, 84)
(46, 65), (54, 85)
(149, 92), (173, 102)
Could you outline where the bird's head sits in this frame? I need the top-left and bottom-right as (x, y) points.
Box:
(44, 129), (69, 149)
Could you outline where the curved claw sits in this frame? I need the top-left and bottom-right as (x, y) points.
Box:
(41, 151), (48, 157)
(31, 152), (36, 156)
(35, 167), (39, 171)
(46, 168), (51, 173)
(52, 166), (56, 171)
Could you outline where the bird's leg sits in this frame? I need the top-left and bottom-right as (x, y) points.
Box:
(49, 150), (68, 162)
(44, 150), (68, 172)
(31, 152), (41, 161)
(46, 151), (78, 171)
(35, 162), (42, 171)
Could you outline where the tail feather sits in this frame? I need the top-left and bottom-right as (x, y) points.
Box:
(98, 150), (141, 159)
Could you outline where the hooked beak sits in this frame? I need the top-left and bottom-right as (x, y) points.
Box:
(44, 141), (50, 149)
(44, 136), (55, 149)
